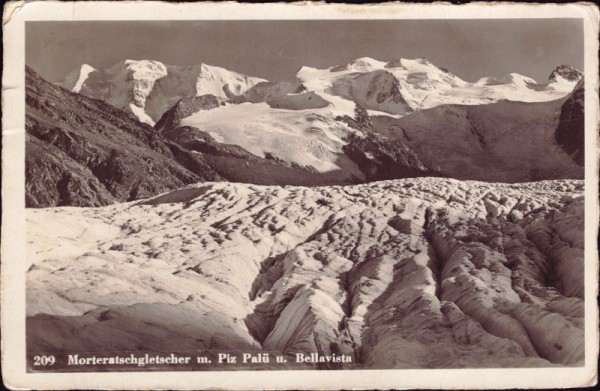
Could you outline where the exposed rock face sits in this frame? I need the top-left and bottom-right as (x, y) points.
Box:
(27, 178), (584, 369)
(337, 105), (434, 181)
(342, 133), (433, 181)
(154, 95), (226, 132)
(555, 79), (585, 166)
(549, 65), (584, 83)
(25, 66), (219, 208)
(371, 97), (584, 182)
(329, 69), (413, 115)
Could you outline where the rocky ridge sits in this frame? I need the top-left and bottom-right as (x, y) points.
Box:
(549, 65), (584, 83)
(25, 66), (218, 207)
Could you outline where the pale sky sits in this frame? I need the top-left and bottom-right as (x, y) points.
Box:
(26, 19), (583, 84)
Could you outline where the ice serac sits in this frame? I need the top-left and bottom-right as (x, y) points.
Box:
(27, 177), (584, 369)
(59, 60), (266, 125)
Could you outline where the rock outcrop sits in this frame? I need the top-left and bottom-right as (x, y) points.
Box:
(549, 65), (584, 83)
(154, 95), (226, 132)
(337, 105), (434, 181)
(555, 79), (585, 166)
(27, 178), (584, 369)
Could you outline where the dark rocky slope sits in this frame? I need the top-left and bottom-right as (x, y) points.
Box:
(337, 105), (435, 181)
(25, 66), (220, 208)
(555, 79), (584, 166)
(154, 95), (226, 132)
(371, 93), (584, 183)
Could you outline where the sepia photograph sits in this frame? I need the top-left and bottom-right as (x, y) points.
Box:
(2, 1), (598, 389)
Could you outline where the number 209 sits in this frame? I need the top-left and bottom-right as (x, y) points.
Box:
(33, 355), (55, 366)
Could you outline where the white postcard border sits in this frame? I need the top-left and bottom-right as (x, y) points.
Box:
(2, 2), (598, 389)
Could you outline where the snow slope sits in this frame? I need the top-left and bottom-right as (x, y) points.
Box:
(292, 57), (580, 115)
(27, 177), (584, 369)
(60, 57), (581, 125)
(179, 101), (361, 175)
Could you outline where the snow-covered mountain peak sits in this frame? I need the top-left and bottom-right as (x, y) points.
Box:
(59, 59), (266, 125)
(79, 63), (96, 74)
(388, 57), (428, 68)
(549, 65), (583, 83)
(108, 59), (169, 79)
(384, 57), (444, 72)
(345, 57), (388, 71)
(58, 56), (584, 128)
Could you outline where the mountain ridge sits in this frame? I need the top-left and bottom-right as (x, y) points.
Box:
(27, 56), (585, 207)
(57, 58), (582, 124)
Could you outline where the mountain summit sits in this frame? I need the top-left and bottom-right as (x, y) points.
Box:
(59, 59), (266, 125)
(59, 57), (582, 125)
(549, 64), (584, 83)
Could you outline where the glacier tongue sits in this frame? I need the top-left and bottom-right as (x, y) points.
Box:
(26, 177), (584, 368)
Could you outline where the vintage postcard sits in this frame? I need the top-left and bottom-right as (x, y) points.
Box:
(2, 1), (599, 389)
